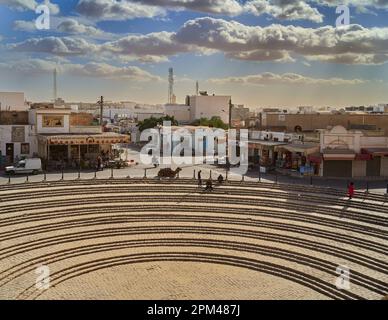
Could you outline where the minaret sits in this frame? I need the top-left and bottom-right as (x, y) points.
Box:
(53, 68), (57, 103)
(168, 68), (174, 104)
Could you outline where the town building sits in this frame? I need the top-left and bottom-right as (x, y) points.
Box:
(188, 94), (231, 125)
(0, 92), (27, 111)
(261, 112), (388, 136)
(29, 107), (129, 169)
(0, 95), (130, 170)
(164, 104), (191, 123)
(319, 126), (388, 178)
(248, 130), (320, 174)
(0, 111), (36, 167)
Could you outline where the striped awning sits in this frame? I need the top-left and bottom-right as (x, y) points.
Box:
(39, 134), (130, 145)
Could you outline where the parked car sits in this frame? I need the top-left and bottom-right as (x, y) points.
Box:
(5, 158), (42, 175)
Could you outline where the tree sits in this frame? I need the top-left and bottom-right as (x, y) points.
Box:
(191, 116), (228, 130)
(137, 115), (178, 132)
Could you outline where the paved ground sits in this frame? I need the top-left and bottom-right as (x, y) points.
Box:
(0, 179), (386, 300)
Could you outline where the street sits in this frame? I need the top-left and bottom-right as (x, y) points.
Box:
(1, 146), (388, 195)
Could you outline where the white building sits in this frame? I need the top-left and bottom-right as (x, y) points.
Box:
(0, 92), (27, 111)
(189, 95), (231, 124)
(0, 125), (37, 163)
(164, 104), (191, 123)
(320, 126), (388, 177)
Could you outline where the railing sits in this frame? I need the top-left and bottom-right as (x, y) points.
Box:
(1, 167), (387, 196)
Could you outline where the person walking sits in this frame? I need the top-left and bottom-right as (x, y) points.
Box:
(205, 179), (214, 191)
(198, 170), (202, 186)
(97, 155), (102, 171)
(348, 182), (355, 200)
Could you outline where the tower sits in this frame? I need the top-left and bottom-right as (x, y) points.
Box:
(196, 81), (199, 96)
(53, 68), (57, 103)
(168, 68), (174, 104)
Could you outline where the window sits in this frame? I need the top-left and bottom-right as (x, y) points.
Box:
(21, 143), (30, 155)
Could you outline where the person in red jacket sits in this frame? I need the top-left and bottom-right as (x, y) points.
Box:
(348, 182), (355, 200)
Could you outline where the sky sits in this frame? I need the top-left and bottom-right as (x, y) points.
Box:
(0, 0), (387, 108)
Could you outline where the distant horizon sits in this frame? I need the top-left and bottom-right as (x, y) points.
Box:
(1, 1), (387, 108)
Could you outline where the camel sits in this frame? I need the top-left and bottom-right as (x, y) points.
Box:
(157, 167), (182, 179)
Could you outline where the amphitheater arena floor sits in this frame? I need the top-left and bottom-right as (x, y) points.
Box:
(0, 179), (387, 300)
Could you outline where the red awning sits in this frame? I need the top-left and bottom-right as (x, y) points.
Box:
(355, 153), (372, 161)
(362, 148), (388, 157)
(308, 154), (322, 164)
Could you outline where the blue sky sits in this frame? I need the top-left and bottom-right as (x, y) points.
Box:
(0, 0), (387, 108)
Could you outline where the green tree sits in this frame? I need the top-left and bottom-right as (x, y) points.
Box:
(191, 116), (228, 130)
(137, 115), (178, 132)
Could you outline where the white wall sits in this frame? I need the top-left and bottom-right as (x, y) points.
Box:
(0, 125), (37, 160)
(0, 92), (26, 111)
(164, 104), (191, 123)
(190, 95), (230, 124)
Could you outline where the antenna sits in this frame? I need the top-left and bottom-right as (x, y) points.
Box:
(196, 81), (199, 96)
(168, 68), (174, 104)
(53, 68), (57, 103)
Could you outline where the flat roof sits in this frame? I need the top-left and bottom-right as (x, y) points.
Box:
(248, 140), (288, 147)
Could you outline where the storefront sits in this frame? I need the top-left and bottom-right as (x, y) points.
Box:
(274, 143), (320, 175)
(38, 133), (130, 169)
(322, 149), (356, 177)
(248, 140), (287, 171)
(362, 148), (388, 177)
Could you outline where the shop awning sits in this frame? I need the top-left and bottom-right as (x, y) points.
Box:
(308, 153), (323, 164)
(277, 143), (319, 155)
(355, 153), (372, 161)
(38, 133), (130, 145)
(248, 140), (287, 149)
(361, 148), (388, 157)
(323, 149), (356, 160)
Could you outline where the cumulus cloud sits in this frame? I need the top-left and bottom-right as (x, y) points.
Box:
(0, 0), (60, 14)
(8, 36), (98, 56)
(0, 58), (162, 81)
(226, 50), (295, 62)
(76, 0), (165, 20)
(13, 20), (36, 32)
(57, 19), (109, 38)
(208, 72), (367, 86)
(74, 0), (322, 22)
(102, 31), (191, 61)
(129, 0), (244, 15)
(245, 0), (324, 23)
(174, 17), (388, 65)
(7, 17), (388, 65)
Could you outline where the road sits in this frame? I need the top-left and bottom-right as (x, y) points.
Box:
(1, 146), (388, 195)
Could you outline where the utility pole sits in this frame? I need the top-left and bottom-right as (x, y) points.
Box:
(97, 96), (104, 129)
(229, 98), (233, 129)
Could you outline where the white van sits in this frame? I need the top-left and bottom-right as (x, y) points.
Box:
(5, 158), (42, 175)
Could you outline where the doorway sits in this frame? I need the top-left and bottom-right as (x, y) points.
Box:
(6, 143), (14, 163)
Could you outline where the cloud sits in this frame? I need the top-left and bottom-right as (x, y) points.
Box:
(174, 17), (388, 65)
(56, 19), (110, 38)
(0, 0), (60, 14)
(0, 58), (162, 81)
(8, 36), (98, 56)
(13, 20), (36, 32)
(8, 17), (388, 65)
(226, 50), (295, 62)
(306, 53), (388, 65)
(102, 31), (191, 61)
(245, 0), (323, 23)
(76, 0), (165, 20)
(128, 0), (244, 15)
(208, 72), (367, 86)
